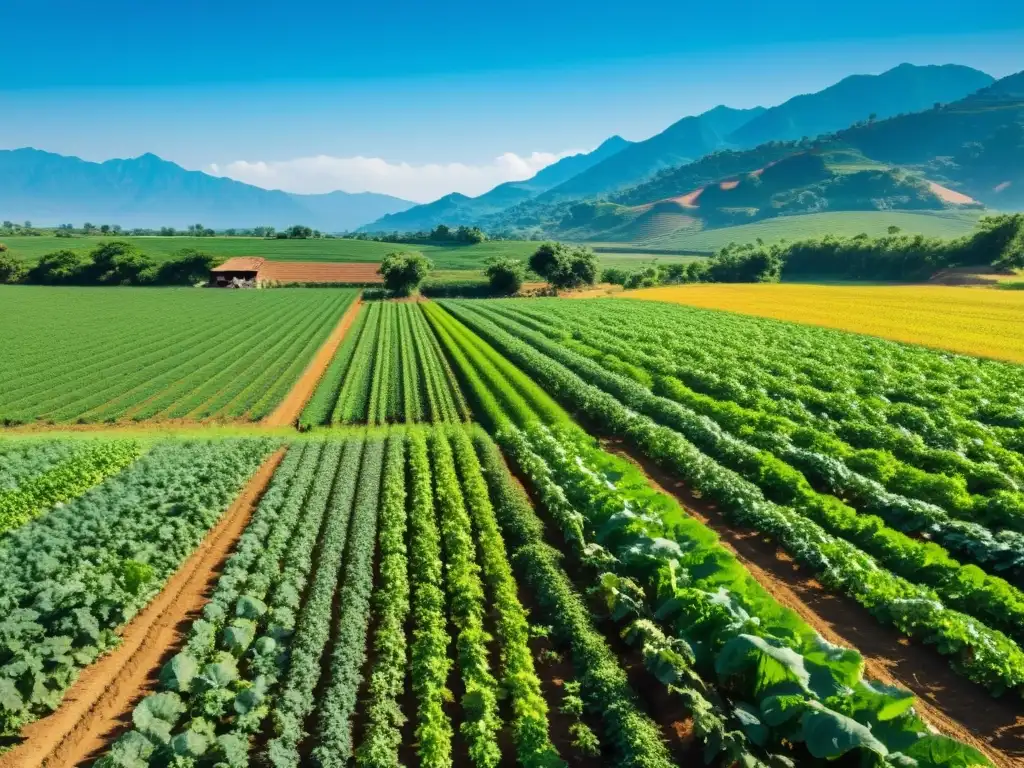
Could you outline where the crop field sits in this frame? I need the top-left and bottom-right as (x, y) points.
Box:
(622, 283), (1024, 363)
(0, 287), (357, 424)
(1, 290), (1023, 768)
(300, 302), (469, 428)
(2, 235), (696, 274)
(639, 210), (983, 252)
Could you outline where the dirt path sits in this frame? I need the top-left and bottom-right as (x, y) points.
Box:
(602, 439), (1024, 768)
(263, 297), (363, 427)
(0, 448), (287, 768)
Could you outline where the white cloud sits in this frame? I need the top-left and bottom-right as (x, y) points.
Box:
(208, 149), (581, 203)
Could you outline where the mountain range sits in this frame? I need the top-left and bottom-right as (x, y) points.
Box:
(358, 62), (996, 233)
(0, 149), (414, 231)
(2, 63), (1014, 238)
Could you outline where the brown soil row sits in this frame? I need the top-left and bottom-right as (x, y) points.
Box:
(263, 297), (363, 427)
(602, 439), (1023, 768)
(0, 448), (286, 768)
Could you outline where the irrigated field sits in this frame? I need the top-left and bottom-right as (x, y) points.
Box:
(0, 286), (357, 424)
(622, 283), (1024, 362)
(1, 291), (1022, 768)
(639, 210), (983, 252)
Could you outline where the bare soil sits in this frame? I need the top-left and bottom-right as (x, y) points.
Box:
(603, 438), (1024, 768)
(0, 448), (286, 768)
(263, 297), (363, 427)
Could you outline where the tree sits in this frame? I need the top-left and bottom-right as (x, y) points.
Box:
(83, 222), (95, 233)
(429, 224), (452, 241)
(287, 224), (313, 239)
(528, 242), (598, 291)
(156, 249), (217, 285)
(378, 251), (432, 296)
(455, 225), (486, 244)
(887, 225), (902, 235)
(100, 224), (111, 234)
(28, 250), (89, 284)
(484, 257), (525, 295)
(0, 246), (26, 284)
(89, 241), (155, 284)
(600, 267), (628, 285)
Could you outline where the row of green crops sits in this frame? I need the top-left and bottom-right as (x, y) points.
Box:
(97, 427), (573, 768)
(0, 287), (357, 425)
(300, 302), (469, 428)
(478, 300), (1024, 539)
(0, 438), (276, 737)
(423, 301), (997, 766)
(439, 300), (1024, 691)
(0, 439), (143, 536)
(446, 302), (1024, 639)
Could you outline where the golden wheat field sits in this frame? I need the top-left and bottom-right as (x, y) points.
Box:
(621, 284), (1024, 363)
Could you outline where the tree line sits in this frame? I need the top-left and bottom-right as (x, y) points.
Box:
(603, 214), (1024, 287)
(347, 224), (489, 245)
(0, 222), (333, 239)
(0, 241), (217, 286)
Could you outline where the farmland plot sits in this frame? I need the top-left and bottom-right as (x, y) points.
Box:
(438, 299), (1024, 690)
(0, 287), (357, 425)
(0, 438), (276, 738)
(94, 428), (621, 768)
(300, 302), (469, 428)
(424, 299), (1021, 764)
(0, 437), (143, 536)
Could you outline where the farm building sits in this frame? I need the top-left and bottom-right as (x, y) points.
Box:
(209, 257), (384, 287)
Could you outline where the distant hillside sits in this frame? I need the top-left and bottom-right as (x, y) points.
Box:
(728, 63), (994, 147)
(0, 148), (415, 230)
(837, 70), (1024, 207)
(555, 161), (957, 242)
(361, 136), (631, 232)
(536, 105), (766, 203)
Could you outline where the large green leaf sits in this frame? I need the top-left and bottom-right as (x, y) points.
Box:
(897, 734), (992, 768)
(197, 657), (238, 691)
(95, 731), (154, 768)
(716, 634), (812, 697)
(0, 678), (24, 714)
(801, 702), (888, 759)
(159, 652), (198, 694)
(131, 692), (184, 744)
(170, 729), (210, 758)
(235, 595), (267, 620)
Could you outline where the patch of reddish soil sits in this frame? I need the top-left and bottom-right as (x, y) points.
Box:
(671, 188), (704, 208)
(719, 179), (740, 190)
(263, 297), (363, 427)
(602, 438), (1023, 768)
(927, 181), (979, 206)
(259, 261), (384, 284)
(0, 448), (287, 768)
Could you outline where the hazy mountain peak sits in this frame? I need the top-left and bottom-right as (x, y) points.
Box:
(0, 148), (414, 230)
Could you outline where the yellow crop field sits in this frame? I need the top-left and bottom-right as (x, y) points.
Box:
(621, 284), (1024, 363)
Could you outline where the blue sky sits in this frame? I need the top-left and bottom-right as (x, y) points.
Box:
(2, 0), (1023, 201)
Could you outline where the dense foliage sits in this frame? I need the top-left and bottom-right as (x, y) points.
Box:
(619, 213), (1024, 285)
(527, 242), (598, 291)
(441, 299), (1024, 697)
(0, 439), (142, 536)
(426, 304), (1001, 765)
(0, 438), (275, 737)
(378, 250), (433, 296)
(0, 241), (219, 286)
